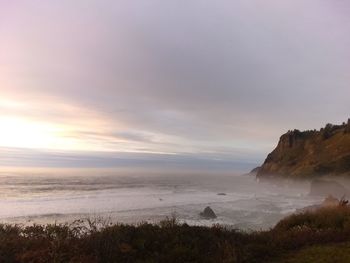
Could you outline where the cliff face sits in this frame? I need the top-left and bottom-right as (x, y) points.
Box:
(257, 119), (350, 178)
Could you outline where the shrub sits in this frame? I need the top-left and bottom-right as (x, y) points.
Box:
(1, 208), (350, 262)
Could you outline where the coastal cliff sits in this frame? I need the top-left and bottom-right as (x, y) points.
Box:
(257, 119), (350, 177)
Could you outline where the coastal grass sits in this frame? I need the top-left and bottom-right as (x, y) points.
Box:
(1, 206), (350, 262)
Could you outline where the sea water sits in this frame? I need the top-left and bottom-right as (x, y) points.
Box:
(0, 167), (321, 230)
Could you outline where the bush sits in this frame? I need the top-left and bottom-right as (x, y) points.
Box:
(1, 207), (350, 262)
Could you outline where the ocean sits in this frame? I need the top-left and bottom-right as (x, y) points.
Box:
(0, 167), (321, 230)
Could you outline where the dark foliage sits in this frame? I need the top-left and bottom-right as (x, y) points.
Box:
(1, 207), (350, 262)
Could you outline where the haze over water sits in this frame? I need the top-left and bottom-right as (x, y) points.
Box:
(0, 167), (320, 230)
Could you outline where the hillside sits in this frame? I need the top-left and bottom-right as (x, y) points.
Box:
(257, 119), (350, 178)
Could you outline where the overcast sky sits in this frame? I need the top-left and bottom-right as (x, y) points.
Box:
(0, 0), (349, 168)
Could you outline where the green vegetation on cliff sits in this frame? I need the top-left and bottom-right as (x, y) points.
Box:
(2, 205), (350, 262)
(257, 119), (350, 177)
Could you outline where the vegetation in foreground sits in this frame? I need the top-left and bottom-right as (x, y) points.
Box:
(1, 206), (350, 263)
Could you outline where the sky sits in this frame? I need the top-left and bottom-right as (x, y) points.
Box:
(0, 0), (349, 169)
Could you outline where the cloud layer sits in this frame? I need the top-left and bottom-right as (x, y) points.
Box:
(1, 0), (349, 166)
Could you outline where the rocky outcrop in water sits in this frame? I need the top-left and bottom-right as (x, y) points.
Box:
(200, 206), (217, 219)
(257, 119), (350, 178)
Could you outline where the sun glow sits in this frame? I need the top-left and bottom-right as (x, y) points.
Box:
(0, 116), (79, 150)
(0, 96), (122, 152)
(0, 97), (161, 153)
(0, 99), (25, 109)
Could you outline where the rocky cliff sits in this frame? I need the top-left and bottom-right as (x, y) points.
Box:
(257, 119), (350, 178)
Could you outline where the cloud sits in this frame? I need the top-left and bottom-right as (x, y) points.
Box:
(1, 0), (349, 164)
(0, 147), (257, 172)
(112, 131), (154, 143)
